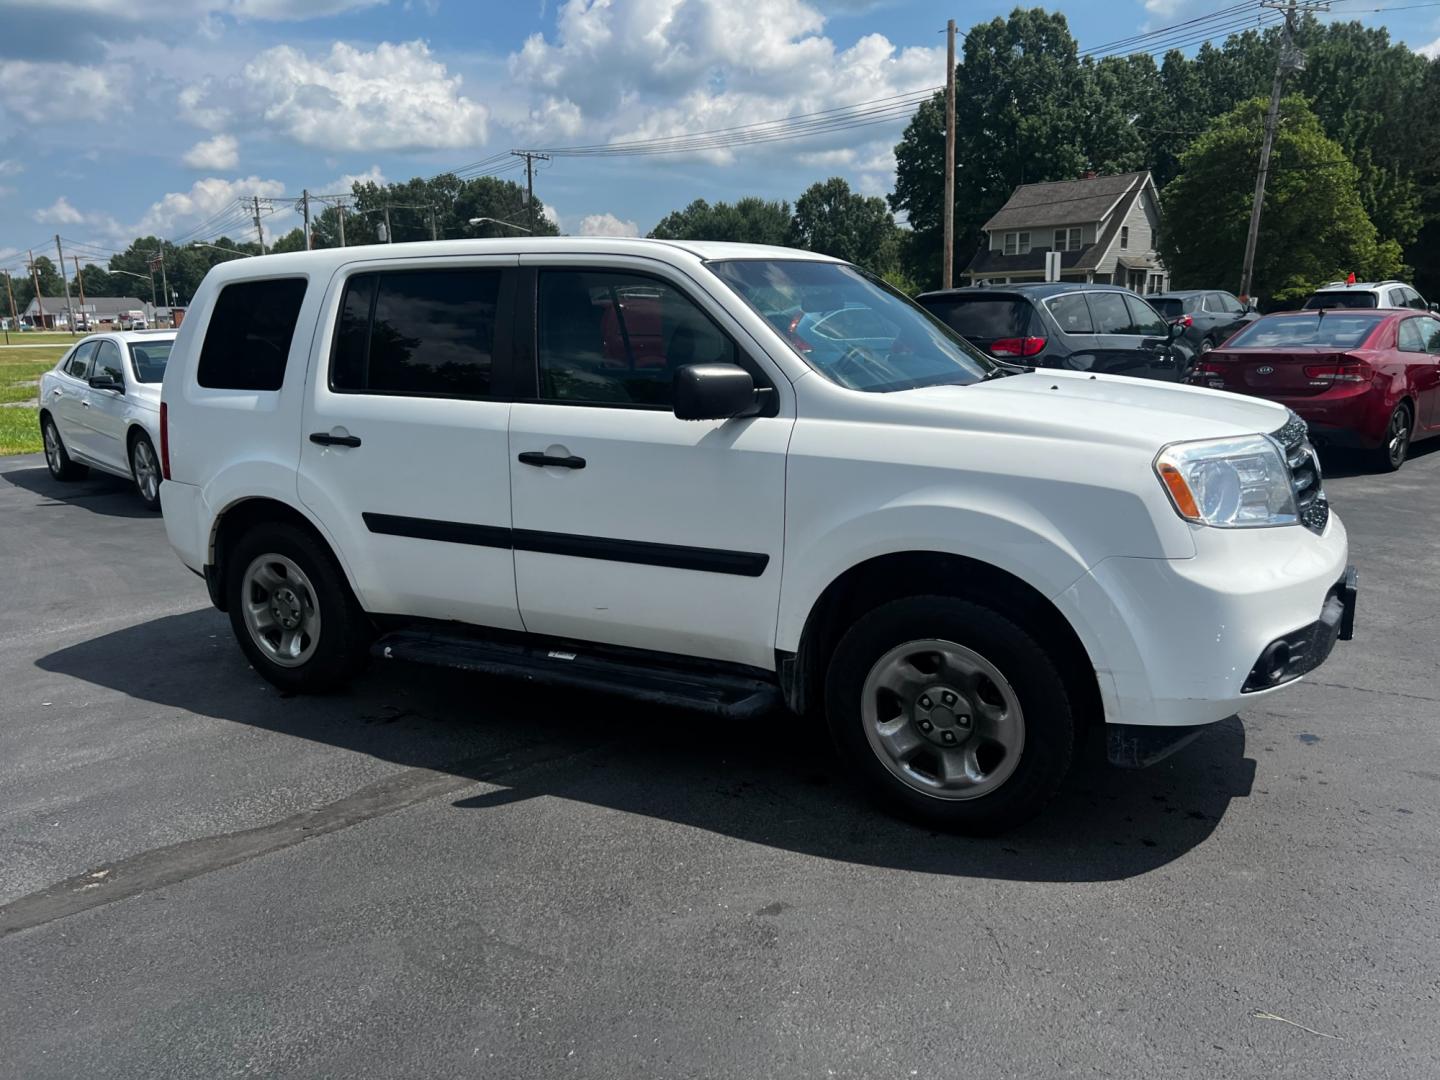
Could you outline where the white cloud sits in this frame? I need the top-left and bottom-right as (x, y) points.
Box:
(34, 197), (87, 225)
(0, 160), (22, 177)
(136, 175), (286, 237)
(540, 204), (561, 228)
(179, 82), (231, 130)
(0, 60), (126, 126)
(40, 0), (383, 19)
(236, 41), (490, 151)
(1419, 36), (1440, 59)
(578, 212), (639, 237)
(183, 133), (239, 169)
(321, 164), (386, 194)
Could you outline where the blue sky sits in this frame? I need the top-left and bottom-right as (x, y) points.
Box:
(1, 0), (1437, 271)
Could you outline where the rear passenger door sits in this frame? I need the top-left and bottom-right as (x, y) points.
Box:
(506, 258), (792, 669)
(297, 257), (524, 630)
(1083, 291), (1174, 380)
(49, 340), (97, 452)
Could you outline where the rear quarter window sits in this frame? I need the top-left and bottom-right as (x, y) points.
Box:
(197, 278), (308, 391)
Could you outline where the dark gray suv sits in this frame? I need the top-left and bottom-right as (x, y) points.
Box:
(918, 284), (1189, 381)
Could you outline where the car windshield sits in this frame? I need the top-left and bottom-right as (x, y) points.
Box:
(708, 259), (997, 392)
(1226, 313), (1381, 349)
(1150, 297), (1185, 318)
(129, 340), (173, 382)
(1303, 291), (1378, 310)
(919, 295), (1031, 340)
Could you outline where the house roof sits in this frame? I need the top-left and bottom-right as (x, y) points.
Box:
(23, 296), (150, 316)
(983, 171), (1148, 232)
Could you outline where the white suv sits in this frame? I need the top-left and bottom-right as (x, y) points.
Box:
(1303, 280), (1434, 311)
(158, 239), (1356, 832)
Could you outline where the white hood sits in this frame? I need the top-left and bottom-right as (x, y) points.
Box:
(891, 369), (1291, 451)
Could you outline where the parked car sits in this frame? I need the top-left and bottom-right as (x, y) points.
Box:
(39, 331), (176, 508)
(917, 283), (1191, 381)
(1302, 281), (1434, 312)
(158, 240), (1355, 833)
(1149, 289), (1259, 354)
(1187, 309), (1440, 471)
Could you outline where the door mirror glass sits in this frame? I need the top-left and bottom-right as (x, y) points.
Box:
(88, 374), (123, 392)
(673, 363), (756, 421)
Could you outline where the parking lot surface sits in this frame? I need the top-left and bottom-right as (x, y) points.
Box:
(2, 447), (1437, 1078)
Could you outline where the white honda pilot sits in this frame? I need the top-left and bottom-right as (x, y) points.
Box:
(158, 239), (1356, 832)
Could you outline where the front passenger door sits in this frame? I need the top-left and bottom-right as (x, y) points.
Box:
(507, 262), (792, 669)
(81, 338), (130, 470)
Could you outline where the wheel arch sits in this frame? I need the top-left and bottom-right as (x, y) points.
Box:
(207, 496), (358, 613)
(781, 550), (1103, 735)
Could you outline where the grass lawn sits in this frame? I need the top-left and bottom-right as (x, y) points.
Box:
(0, 341), (67, 455)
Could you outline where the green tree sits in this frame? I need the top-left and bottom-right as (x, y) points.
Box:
(789, 177), (899, 274)
(338, 174), (561, 244)
(1160, 95), (1402, 302)
(649, 196), (792, 244)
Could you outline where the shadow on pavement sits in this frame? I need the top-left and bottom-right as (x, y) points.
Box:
(3, 464), (152, 519)
(1318, 434), (1440, 480)
(37, 609), (1256, 884)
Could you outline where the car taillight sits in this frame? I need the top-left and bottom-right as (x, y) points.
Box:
(1188, 358), (1227, 387)
(1171, 314), (1194, 328)
(159, 401), (171, 480)
(990, 336), (1046, 357)
(1303, 360), (1370, 384)
(785, 312), (812, 354)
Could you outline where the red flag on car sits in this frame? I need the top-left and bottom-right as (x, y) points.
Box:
(1346, 272), (1356, 284)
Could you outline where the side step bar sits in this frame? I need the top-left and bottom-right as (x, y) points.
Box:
(372, 627), (782, 720)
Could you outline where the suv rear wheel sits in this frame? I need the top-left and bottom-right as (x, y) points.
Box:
(225, 522), (371, 693)
(825, 595), (1077, 834)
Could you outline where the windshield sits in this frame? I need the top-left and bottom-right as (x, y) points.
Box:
(1226, 313), (1381, 349)
(1303, 291), (1377, 310)
(919, 295), (1031, 340)
(129, 340), (173, 382)
(708, 259), (996, 392)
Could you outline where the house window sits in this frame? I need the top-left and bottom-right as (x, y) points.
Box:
(1004, 233), (1016, 255)
(1053, 227), (1083, 252)
(1003, 231), (1031, 256)
(1121, 226), (1129, 250)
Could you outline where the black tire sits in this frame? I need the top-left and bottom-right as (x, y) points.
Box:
(40, 415), (88, 481)
(225, 522), (371, 693)
(128, 432), (162, 511)
(825, 595), (1077, 834)
(1370, 402), (1412, 473)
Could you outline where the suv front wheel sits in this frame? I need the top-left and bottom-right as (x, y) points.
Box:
(825, 595), (1077, 834)
(225, 522), (371, 693)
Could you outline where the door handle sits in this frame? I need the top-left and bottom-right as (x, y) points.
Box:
(518, 451), (586, 469)
(81, 399), (91, 408)
(309, 432), (361, 448)
(51, 388), (62, 397)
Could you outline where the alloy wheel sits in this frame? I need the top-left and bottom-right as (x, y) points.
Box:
(859, 638), (1025, 801)
(240, 553), (322, 668)
(42, 422), (61, 475)
(132, 439), (159, 503)
(1388, 407), (1410, 469)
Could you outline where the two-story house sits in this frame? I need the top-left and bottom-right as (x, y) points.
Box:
(961, 171), (1169, 293)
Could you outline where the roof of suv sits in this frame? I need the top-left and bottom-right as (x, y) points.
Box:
(195, 237), (841, 285)
(1149, 290), (1220, 299)
(1311, 281), (1408, 292)
(918, 283), (1138, 301)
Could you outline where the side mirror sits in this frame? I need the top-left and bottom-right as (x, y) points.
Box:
(1429, 302), (1438, 314)
(88, 374), (123, 392)
(673, 363), (758, 421)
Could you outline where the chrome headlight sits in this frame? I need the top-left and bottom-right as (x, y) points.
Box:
(1155, 435), (1298, 528)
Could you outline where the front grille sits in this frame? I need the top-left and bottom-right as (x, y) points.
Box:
(1273, 413), (1329, 533)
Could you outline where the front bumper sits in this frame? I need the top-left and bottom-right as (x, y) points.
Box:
(1054, 513), (1352, 730)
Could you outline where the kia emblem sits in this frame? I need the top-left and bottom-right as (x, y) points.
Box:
(1256, 365), (1275, 375)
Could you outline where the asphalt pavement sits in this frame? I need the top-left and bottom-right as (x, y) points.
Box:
(1, 444), (1437, 1078)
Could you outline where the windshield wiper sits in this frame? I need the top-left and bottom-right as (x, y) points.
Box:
(981, 363), (1032, 380)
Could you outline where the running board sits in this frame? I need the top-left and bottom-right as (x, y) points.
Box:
(372, 627), (782, 720)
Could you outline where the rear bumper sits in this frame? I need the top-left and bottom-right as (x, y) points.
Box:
(159, 478), (207, 574)
(1273, 387), (1387, 448)
(1054, 513), (1351, 730)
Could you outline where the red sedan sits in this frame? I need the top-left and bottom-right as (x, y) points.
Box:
(1187, 309), (1440, 471)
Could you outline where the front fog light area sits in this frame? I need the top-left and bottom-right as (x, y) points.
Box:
(1156, 435), (1298, 528)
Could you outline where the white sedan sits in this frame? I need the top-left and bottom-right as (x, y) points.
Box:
(39, 331), (176, 509)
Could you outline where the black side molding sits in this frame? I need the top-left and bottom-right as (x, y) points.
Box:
(361, 512), (770, 577)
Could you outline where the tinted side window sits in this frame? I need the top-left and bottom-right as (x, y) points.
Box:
(93, 340), (124, 382)
(332, 270), (500, 397)
(1217, 292), (1245, 314)
(1405, 288), (1427, 311)
(1397, 319), (1424, 351)
(1420, 317), (1440, 353)
(1046, 293), (1093, 334)
(1124, 295), (1167, 336)
(537, 270), (736, 407)
(197, 278), (307, 391)
(64, 341), (97, 379)
(1086, 292), (1134, 334)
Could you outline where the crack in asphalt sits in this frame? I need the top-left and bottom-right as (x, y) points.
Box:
(0, 740), (599, 938)
(1300, 679), (1440, 705)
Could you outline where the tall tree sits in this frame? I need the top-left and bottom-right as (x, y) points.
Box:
(789, 177), (899, 274)
(649, 197), (792, 244)
(1160, 95), (1402, 302)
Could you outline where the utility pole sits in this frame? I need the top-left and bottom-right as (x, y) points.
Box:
(28, 251), (44, 330)
(55, 235), (77, 334)
(943, 18), (957, 290)
(337, 202), (347, 247)
(302, 189), (312, 250)
(382, 203), (392, 244)
(252, 195), (267, 255)
(430, 205), (439, 242)
(1238, 0), (1328, 303)
(511, 150), (552, 233)
(3, 270), (16, 343)
(72, 256), (87, 329)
